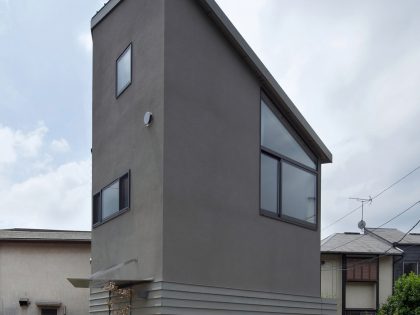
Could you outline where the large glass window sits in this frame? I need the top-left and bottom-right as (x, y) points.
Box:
(261, 101), (316, 169)
(116, 44), (132, 97)
(260, 97), (318, 227)
(282, 161), (317, 224)
(93, 172), (130, 226)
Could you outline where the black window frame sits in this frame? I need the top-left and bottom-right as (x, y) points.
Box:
(92, 171), (131, 228)
(259, 92), (319, 230)
(116, 43), (132, 98)
(40, 309), (58, 315)
(403, 260), (419, 275)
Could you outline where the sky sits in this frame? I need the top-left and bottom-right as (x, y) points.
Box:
(0, 0), (419, 238)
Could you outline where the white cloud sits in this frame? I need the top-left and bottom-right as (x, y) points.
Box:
(78, 31), (92, 54)
(50, 138), (70, 153)
(0, 122), (47, 167)
(0, 123), (90, 230)
(0, 160), (91, 230)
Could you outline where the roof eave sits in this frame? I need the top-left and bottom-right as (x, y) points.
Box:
(197, 0), (332, 163)
(91, 0), (122, 30)
(321, 250), (402, 256)
(0, 238), (91, 243)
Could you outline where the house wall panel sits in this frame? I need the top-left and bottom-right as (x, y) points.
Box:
(91, 0), (165, 282)
(345, 282), (376, 310)
(163, 0), (322, 297)
(378, 256), (393, 307)
(90, 282), (337, 315)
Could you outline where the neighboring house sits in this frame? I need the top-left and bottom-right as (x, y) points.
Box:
(365, 228), (420, 281)
(321, 229), (413, 315)
(0, 228), (91, 315)
(81, 0), (334, 314)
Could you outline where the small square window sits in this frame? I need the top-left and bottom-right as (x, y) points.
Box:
(41, 309), (57, 315)
(404, 261), (418, 275)
(116, 44), (132, 97)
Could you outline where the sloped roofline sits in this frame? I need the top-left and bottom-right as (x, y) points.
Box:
(91, 0), (333, 163)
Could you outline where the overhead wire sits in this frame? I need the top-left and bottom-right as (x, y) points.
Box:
(321, 218), (420, 272)
(323, 200), (420, 253)
(322, 165), (420, 231)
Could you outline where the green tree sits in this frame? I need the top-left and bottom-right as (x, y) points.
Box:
(378, 272), (420, 315)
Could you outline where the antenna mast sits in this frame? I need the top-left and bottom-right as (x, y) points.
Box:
(349, 196), (372, 230)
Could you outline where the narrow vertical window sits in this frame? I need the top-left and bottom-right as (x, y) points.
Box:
(116, 44), (132, 97)
(260, 153), (278, 214)
(119, 173), (129, 210)
(92, 193), (101, 225)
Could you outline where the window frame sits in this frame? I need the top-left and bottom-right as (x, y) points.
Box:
(92, 171), (131, 228)
(40, 309), (58, 315)
(403, 260), (419, 275)
(115, 43), (132, 98)
(259, 92), (320, 230)
(346, 256), (378, 282)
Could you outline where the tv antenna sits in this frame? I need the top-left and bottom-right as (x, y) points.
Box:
(349, 196), (372, 230)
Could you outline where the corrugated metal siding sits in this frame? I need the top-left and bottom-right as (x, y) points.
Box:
(90, 282), (336, 315)
(90, 288), (109, 314)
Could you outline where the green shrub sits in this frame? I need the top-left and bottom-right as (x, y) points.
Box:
(378, 272), (420, 315)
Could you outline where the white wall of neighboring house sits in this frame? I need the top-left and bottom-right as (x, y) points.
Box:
(345, 282), (376, 309)
(321, 254), (395, 315)
(0, 241), (90, 315)
(321, 254), (343, 315)
(379, 256), (393, 306)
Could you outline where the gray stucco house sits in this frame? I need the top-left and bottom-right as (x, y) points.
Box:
(86, 0), (334, 314)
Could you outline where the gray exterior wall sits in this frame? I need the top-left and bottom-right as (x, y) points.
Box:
(162, 0), (321, 296)
(91, 0), (332, 313)
(91, 0), (164, 281)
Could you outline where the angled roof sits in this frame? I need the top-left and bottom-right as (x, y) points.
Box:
(0, 228), (91, 243)
(91, 0), (333, 164)
(321, 232), (402, 255)
(365, 227), (420, 245)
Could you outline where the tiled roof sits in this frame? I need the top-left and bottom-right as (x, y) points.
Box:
(366, 227), (420, 245)
(321, 232), (402, 255)
(0, 228), (91, 242)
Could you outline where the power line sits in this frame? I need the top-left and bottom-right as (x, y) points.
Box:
(321, 242), (417, 272)
(321, 217), (420, 272)
(322, 165), (420, 231)
(394, 218), (420, 244)
(323, 200), (420, 252)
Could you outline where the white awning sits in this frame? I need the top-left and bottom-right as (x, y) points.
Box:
(67, 258), (153, 288)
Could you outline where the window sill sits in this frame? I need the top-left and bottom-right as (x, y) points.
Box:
(260, 209), (317, 231)
(93, 207), (130, 229)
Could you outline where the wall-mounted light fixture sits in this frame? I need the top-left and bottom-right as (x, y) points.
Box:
(144, 112), (153, 127)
